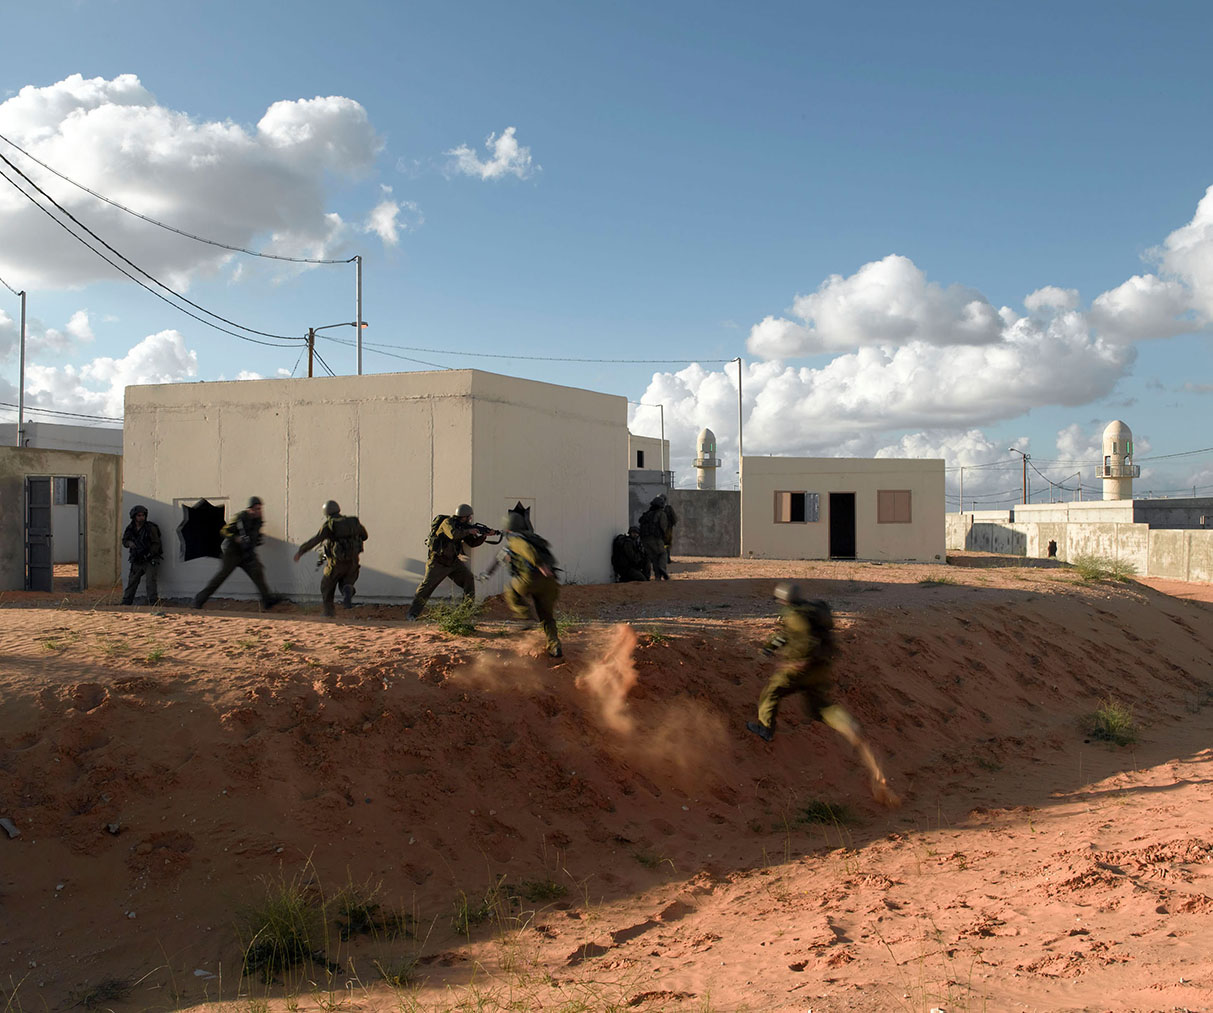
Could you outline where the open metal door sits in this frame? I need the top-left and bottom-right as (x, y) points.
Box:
(25, 476), (53, 591)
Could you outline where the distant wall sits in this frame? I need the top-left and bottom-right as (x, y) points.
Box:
(946, 510), (1213, 582)
(667, 489), (739, 557)
(628, 470), (669, 529)
(1133, 498), (1213, 530)
(0, 447), (122, 590)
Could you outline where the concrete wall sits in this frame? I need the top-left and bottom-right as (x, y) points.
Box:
(1134, 498), (1213, 529)
(123, 370), (626, 603)
(0, 421), (123, 455)
(946, 510), (1213, 583)
(667, 488), (739, 557)
(628, 470), (670, 529)
(741, 457), (946, 562)
(0, 446), (122, 590)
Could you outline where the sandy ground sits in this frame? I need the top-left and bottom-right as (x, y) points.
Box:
(1, 554), (1212, 1013)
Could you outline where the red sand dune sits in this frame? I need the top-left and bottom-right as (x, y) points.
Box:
(1, 555), (1211, 1012)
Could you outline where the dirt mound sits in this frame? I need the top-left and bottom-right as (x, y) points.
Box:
(2, 558), (1211, 1011)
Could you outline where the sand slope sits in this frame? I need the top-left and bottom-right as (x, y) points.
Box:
(1, 556), (1211, 1012)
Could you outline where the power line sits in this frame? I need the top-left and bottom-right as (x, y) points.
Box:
(0, 156), (304, 349)
(316, 333), (451, 371)
(344, 337), (735, 365)
(0, 271), (21, 297)
(0, 400), (123, 423)
(0, 131), (353, 266)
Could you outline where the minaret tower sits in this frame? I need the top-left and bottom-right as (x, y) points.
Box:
(694, 427), (720, 490)
(1099, 419), (1139, 501)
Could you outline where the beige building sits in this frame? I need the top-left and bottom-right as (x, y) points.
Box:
(123, 370), (627, 603)
(0, 445), (122, 591)
(741, 456), (946, 562)
(627, 432), (669, 474)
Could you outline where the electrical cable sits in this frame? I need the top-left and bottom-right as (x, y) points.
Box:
(311, 347), (337, 377)
(0, 271), (21, 297)
(0, 130), (353, 265)
(346, 336), (734, 365)
(315, 333), (451, 370)
(0, 400), (123, 422)
(0, 150), (303, 346)
(0, 159), (305, 349)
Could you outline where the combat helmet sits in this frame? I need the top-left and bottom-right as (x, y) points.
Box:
(129, 504), (148, 519)
(323, 500), (341, 516)
(504, 511), (528, 533)
(773, 581), (803, 604)
(455, 503), (474, 519)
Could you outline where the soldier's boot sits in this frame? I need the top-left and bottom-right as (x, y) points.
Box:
(323, 603), (337, 618)
(746, 720), (774, 743)
(342, 585), (355, 609)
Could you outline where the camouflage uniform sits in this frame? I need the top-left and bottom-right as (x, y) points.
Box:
(486, 530), (562, 657)
(611, 529), (650, 582)
(407, 515), (489, 619)
(194, 505), (278, 609)
(638, 499), (670, 580)
(298, 514), (368, 616)
(756, 601), (836, 730)
(121, 510), (162, 605)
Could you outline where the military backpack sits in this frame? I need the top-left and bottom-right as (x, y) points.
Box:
(638, 508), (661, 540)
(426, 514), (452, 553)
(329, 515), (364, 561)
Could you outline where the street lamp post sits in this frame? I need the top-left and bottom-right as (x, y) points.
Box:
(307, 321), (369, 377)
(1008, 448), (1029, 505)
(16, 289), (26, 447)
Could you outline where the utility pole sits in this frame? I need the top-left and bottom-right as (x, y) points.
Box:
(958, 466), (964, 514)
(1009, 448), (1029, 505)
(736, 357), (744, 556)
(307, 328), (315, 378)
(354, 255), (363, 376)
(16, 289), (26, 447)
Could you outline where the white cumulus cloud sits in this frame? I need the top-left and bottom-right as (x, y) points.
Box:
(747, 254), (1003, 357)
(0, 74), (389, 290)
(23, 329), (197, 418)
(446, 126), (537, 180)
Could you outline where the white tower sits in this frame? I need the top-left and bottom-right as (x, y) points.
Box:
(693, 427), (720, 490)
(1099, 419), (1139, 501)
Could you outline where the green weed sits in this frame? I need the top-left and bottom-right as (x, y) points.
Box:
(145, 646), (166, 664)
(1071, 553), (1137, 583)
(643, 627), (668, 644)
(633, 849), (675, 871)
(451, 882), (504, 937)
(428, 596), (482, 637)
(918, 575), (957, 586)
(1086, 697), (1138, 746)
(281, 640), (297, 651)
(554, 611), (583, 636)
(514, 878), (568, 903)
(39, 639), (62, 653)
(239, 872), (324, 981)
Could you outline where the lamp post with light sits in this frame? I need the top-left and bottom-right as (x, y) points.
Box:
(307, 321), (368, 377)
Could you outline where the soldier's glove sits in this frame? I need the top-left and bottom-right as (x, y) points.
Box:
(476, 571), (490, 582)
(761, 646), (775, 658)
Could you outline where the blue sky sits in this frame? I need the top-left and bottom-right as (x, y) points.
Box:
(0, 0), (1210, 504)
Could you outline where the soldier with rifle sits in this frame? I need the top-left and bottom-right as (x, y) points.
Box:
(405, 503), (499, 620)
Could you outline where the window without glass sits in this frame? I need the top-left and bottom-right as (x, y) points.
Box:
(774, 491), (820, 523)
(877, 489), (912, 523)
(636, 450), (645, 468)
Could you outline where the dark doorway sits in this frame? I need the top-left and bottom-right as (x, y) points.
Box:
(829, 492), (856, 559)
(25, 476), (53, 591)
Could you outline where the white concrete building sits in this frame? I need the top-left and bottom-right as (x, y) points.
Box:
(741, 456), (946, 562)
(627, 432), (669, 474)
(693, 428), (721, 490)
(123, 370), (627, 603)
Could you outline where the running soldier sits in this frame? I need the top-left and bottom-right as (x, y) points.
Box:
(193, 496), (283, 610)
(480, 512), (563, 658)
(747, 582), (899, 807)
